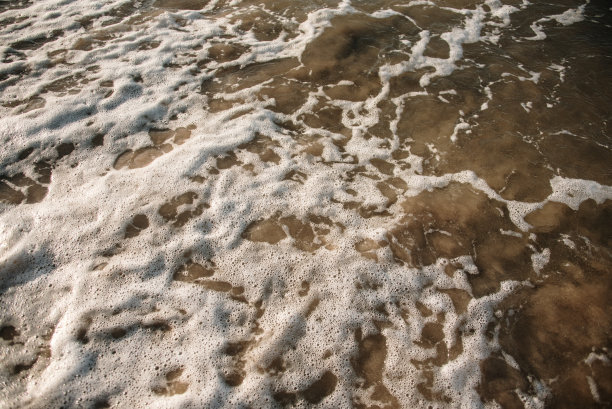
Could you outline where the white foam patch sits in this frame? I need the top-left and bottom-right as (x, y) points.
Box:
(526, 2), (588, 41)
(551, 5), (587, 26)
(531, 248), (551, 275)
(449, 120), (470, 142)
(587, 376), (601, 403)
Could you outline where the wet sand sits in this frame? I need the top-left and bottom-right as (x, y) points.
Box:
(0, 0), (611, 408)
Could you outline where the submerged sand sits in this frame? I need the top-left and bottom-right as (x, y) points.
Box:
(0, 0), (611, 408)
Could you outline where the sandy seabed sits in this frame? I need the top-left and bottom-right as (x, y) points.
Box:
(0, 0), (611, 408)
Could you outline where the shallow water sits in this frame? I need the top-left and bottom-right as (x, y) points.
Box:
(0, 0), (611, 408)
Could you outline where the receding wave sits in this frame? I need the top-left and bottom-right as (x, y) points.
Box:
(0, 0), (610, 408)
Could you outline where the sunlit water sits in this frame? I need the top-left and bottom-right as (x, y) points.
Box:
(0, 0), (611, 408)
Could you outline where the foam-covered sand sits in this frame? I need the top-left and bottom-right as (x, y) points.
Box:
(0, 0), (611, 408)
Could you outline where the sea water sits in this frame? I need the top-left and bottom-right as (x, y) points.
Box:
(0, 0), (610, 408)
